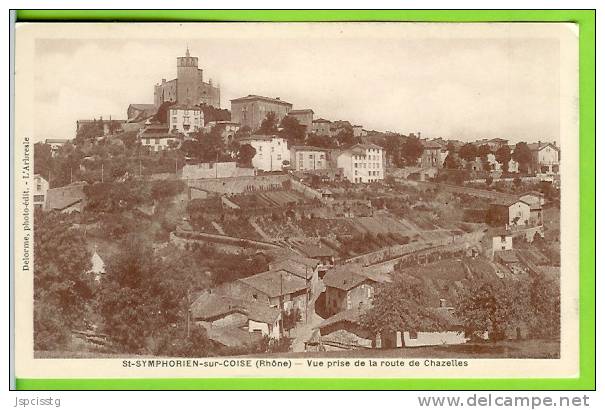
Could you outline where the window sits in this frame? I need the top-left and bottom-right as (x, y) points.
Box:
(277, 154), (282, 160)
(409, 330), (418, 339)
(155, 139), (159, 144)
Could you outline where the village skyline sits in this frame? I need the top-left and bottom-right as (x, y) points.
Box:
(33, 26), (561, 143)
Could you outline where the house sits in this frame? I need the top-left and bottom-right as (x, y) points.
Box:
(388, 307), (467, 348)
(44, 138), (69, 157)
(519, 192), (544, 226)
(269, 255), (321, 296)
(238, 135), (290, 172)
(168, 105), (204, 135)
(295, 243), (337, 273)
(311, 118), (332, 136)
(316, 307), (375, 349)
(190, 293), (281, 340)
(352, 125), (365, 138)
(483, 228), (513, 260)
(215, 269), (308, 314)
(88, 249), (106, 282)
(45, 182), (87, 213)
(290, 146), (330, 172)
(322, 264), (390, 316)
(508, 158), (520, 173)
(198, 322), (264, 348)
(519, 191), (545, 207)
(230, 95), (293, 131)
(335, 143), (384, 183)
(139, 125), (181, 152)
(528, 141), (560, 175)
(287, 109), (314, 131)
(487, 198), (531, 227)
(127, 103), (157, 122)
(33, 174), (49, 210)
(420, 140), (446, 168)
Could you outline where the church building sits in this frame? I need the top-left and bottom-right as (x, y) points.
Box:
(153, 48), (221, 108)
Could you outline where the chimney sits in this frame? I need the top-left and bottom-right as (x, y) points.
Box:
(418, 131), (421, 139)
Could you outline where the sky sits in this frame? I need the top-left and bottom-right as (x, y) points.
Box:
(33, 29), (562, 143)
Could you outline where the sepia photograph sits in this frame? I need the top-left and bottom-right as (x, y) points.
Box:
(12, 21), (581, 380)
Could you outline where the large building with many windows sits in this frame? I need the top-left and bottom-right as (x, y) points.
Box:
(238, 135), (290, 172)
(168, 105), (204, 135)
(230, 95), (293, 132)
(290, 146), (330, 172)
(335, 143), (384, 183)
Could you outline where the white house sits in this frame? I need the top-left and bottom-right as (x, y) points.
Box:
(238, 135), (290, 172)
(44, 138), (69, 157)
(33, 174), (49, 210)
(88, 248), (106, 282)
(529, 141), (560, 175)
(168, 105), (204, 136)
(139, 125), (180, 152)
(336, 143), (384, 183)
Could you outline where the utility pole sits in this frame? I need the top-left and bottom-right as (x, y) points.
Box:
(101, 163), (104, 183)
(186, 288), (191, 338)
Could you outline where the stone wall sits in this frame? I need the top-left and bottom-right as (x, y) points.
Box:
(186, 175), (289, 195)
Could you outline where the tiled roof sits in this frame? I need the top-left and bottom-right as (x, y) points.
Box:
(191, 293), (280, 324)
(527, 142), (559, 152)
(238, 269), (307, 298)
(46, 182), (87, 211)
(316, 306), (367, 329)
(289, 109), (314, 114)
(490, 197), (529, 207)
(198, 322), (263, 348)
(230, 94), (293, 106)
(290, 145), (330, 152)
(312, 118), (331, 124)
(322, 264), (389, 291)
(422, 140), (444, 149)
(494, 250), (519, 264)
(297, 243), (337, 258)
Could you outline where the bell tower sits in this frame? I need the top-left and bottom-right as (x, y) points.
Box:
(176, 46), (201, 105)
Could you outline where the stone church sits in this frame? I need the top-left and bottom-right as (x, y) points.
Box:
(153, 48), (221, 108)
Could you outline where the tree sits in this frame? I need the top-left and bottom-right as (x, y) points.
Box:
(34, 211), (92, 350)
(458, 143), (478, 162)
(191, 126), (226, 162)
(528, 273), (560, 338)
(360, 278), (447, 335)
(495, 145), (512, 169)
(512, 142), (533, 173)
(96, 236), (178, 353)
(258, 111), (279, 135)
(76, 120), (104, 142)
(306, 133), (335, 149)
(237, 144), (256, 168)
(279, 115), (306, 144)
(477, 144), (492, 159)
(443, 153), (460, 170)
(400, 136), (424, 166)
(455, 280), (530, 341)
(152, 101), (176, 124)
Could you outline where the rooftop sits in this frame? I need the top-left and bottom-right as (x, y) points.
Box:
(289, 109), (314, 114)
(191, 293), (280, 324)
(290, 145), (330, 152)
(312, 118), (331, 124)
(238, 269), (307, 298)
(230, 94), (293, 106)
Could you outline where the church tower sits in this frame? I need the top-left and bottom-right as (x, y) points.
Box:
(176, 47), (202, 106)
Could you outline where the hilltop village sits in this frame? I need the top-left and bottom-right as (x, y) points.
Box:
(34, 49), (561, 358)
